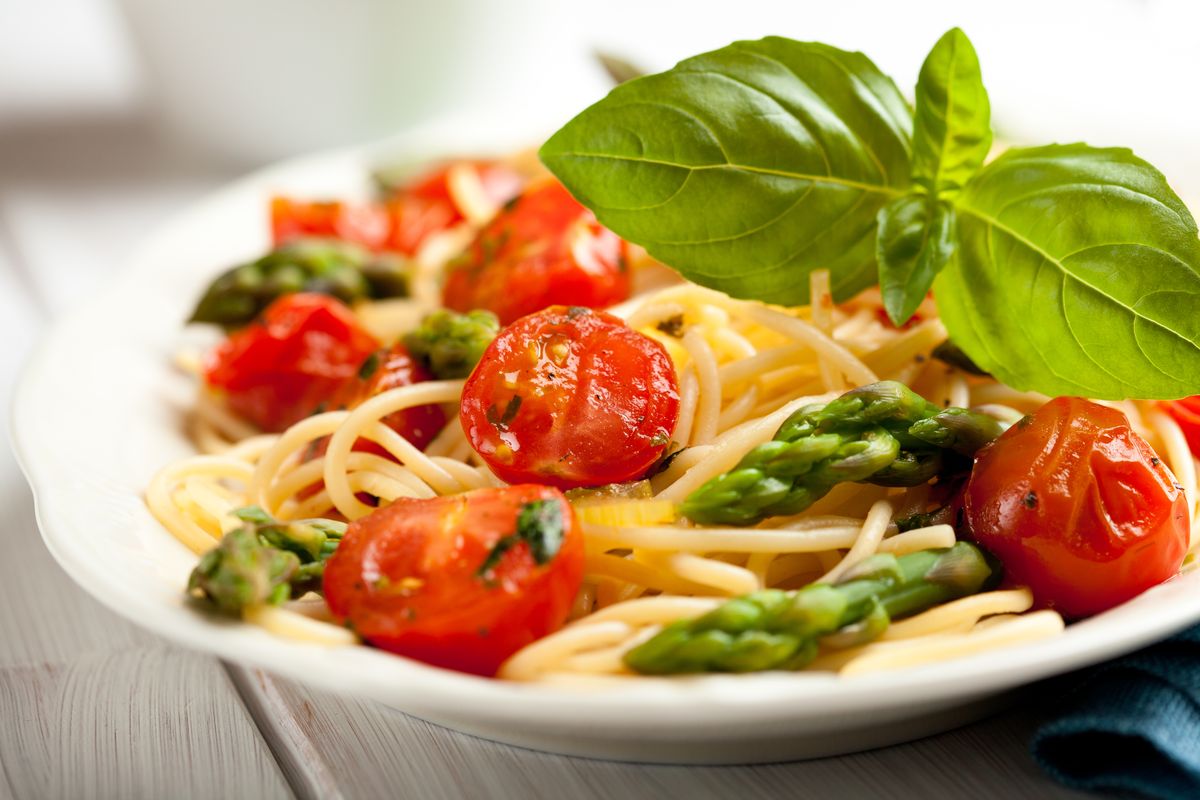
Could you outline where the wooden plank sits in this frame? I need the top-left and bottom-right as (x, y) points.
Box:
(0, 652), (289, 800)
(242, 674), (1093, 800)
(0, 192), (292, 800)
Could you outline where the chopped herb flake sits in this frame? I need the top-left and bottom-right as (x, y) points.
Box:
(358, 351), (381, 380)
(476, 498), (565, 579)
(656, 314), (686, 338)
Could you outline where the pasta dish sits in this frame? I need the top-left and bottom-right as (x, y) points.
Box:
(146, 29), (1200, 685)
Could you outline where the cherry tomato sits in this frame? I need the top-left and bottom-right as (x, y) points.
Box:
(204, 293), (379, 432)
(270, 197), (391, 250)
(1161, 396), (1200, 457)
(329, 343), (446, 451)
(386, 161), (523, 255)
(442, 180), (631, 325)
(271, 161), (522, 256)
(964, 396), (1189, 618)
(322, 485), (584, 676)
(460, 305), (680, 489)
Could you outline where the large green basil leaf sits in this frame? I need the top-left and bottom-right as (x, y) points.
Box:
(911, 28), (991, 196)
(877, 195), (955, 325)
(540, 37), (912, 305)
(935, 143), (1200, 399)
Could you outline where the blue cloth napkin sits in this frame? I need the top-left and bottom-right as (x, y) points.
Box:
(1031, 624), (1200, 799)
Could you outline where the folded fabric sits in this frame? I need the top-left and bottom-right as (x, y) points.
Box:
(1031, 624), (1200, 799)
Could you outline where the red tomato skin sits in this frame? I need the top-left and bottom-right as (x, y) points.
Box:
(386, 161), (523, 255)
(964, 397), (1189, 619)
(204, 294), (379, 432)
(322, 485), (584, 676)
(1161, 396), (1200, 457)
(270, 197), (391, 250)
(460, 306), (680, 489)
(442, 180), (631, 325)
(330, 343), (446, 451)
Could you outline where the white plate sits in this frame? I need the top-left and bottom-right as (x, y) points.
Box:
(13, 117), (1200, 764)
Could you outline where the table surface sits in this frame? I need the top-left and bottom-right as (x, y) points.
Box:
(0, 117), (1096, 800)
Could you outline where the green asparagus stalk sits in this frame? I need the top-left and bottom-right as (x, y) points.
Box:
(623, 542), (994, 675)
(680, 382), (1007, 525)
(188, 241), (409, 328)
(187, 506), (346, 613)
(403, 309), (500, 379)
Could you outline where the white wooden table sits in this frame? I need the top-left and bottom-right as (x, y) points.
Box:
(0, 117), (1095, 800)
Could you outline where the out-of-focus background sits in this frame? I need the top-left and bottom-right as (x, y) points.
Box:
(0, 2), (1197, 797)
(6, 0), (1200, 175)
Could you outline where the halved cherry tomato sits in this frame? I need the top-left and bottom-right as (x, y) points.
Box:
(442, 180), (631, 325)
(322, 485), (584, 676)
(203, 293), (379, 432)
(385, 160), (523, 256)
(329, 343), (446, 451)
(1160, 396), (1200, 457)
(270, 197), (392, 250)
(460, 306), (680, 489)
(965, 396), (1189, 618)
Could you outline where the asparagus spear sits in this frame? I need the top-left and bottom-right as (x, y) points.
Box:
(623, 542), (994, 675)
(187, 506), (346, 613)
(188, 241), (409, 328)
(403, 309), (500, 379)
(681, 382), (1007, 525)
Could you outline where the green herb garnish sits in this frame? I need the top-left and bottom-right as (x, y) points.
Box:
(476, 499), (565, 579)
(540, 28), (1200, 401)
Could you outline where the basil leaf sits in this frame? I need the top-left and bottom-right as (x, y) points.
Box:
(935, 143), (1200, 399)
(877, 195), (955, 325)
(540, 37), (912, 305)
(912, 28), (991, 196)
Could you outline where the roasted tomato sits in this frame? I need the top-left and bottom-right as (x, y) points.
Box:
(322, 485), (584, 675)
(1161, 396), (1200, 457)
(385, 160), (523, 255)
(270, 197), (391, 250)
(460, 305), (680, 489)
(442, 180), (631, 325)
(964, 397), (1189, 618)
(271, 160), (522, 256)
(203, 293), (379, 432)
(329, 343), (446, 451)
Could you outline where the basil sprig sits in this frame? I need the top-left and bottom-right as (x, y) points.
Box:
(878, 27), (989, 325)
(541, 28), (1200, 400)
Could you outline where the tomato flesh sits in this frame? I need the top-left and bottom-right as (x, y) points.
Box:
(271, 197), (391, 250)
(330, 343), (446, 451)
(443, 180), (631, 325)
(322, 485), (583, 676)
(385, 160), (523, 256)
(460, 305), (680, 489)
(965, 396), (1189, 618)
(204, 293), (379, 432)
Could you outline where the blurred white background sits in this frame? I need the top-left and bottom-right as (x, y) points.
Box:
(3, 0), (1200, 189)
